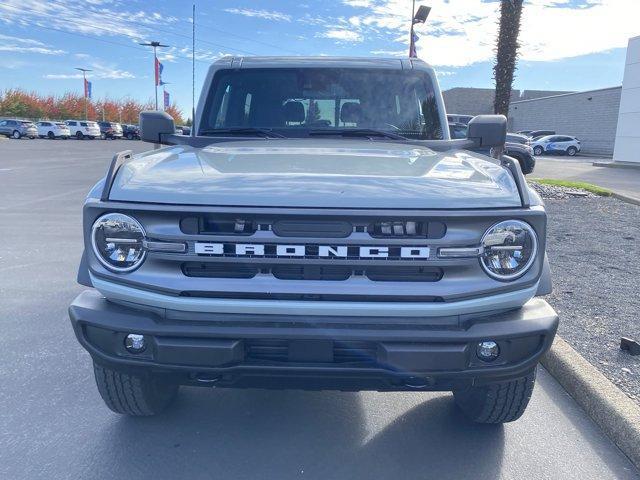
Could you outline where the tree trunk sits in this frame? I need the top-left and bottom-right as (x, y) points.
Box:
(493, 0), (524, 117)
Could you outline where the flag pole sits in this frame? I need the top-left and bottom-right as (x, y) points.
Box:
(75, 67), (92, 120)
(139, 41), (169, 110)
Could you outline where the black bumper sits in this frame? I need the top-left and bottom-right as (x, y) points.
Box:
(69, 290), (558, 391)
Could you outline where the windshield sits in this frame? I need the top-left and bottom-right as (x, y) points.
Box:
(201, 68), (443, 140)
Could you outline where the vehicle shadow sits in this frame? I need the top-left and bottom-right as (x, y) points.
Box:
(83, 388), (504, 480)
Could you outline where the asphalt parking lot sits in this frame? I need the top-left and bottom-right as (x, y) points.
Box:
(533, 154), (640, 200)
(1, 139), (639, 480)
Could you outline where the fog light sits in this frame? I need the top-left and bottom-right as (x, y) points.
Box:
(476, 341), (500, 362)
(124, 334), (146, 353)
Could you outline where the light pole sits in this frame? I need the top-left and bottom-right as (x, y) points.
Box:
(75, 67), (92, 120)
(409, 4), (431, 57)
(139, 41), (169, 110)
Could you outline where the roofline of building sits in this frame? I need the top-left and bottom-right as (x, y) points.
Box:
(511, 85), (622, 104)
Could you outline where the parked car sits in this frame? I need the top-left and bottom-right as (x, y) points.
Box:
(447, 114), (474, 125)
(70, 57), (558, 423)
(98, 121), (123, 140)
(0, 119), (38, 139)
(36, 121), (71, 139)
(527, 129), (555, 139)
(449, 123), (535, 174)
(448, 122), (468, 139)
(516, 130), (533, 136)
(66, 120), (101, 139)
(506, 133), (530, 145)
(178, 125), (191, 136)
(531, 135), (581, 156)
(122, 124), (140, 140)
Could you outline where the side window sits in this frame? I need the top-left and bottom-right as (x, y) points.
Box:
(80, 122), (87, 127)
(68, 121), (76, 126)
(214, 84), (232, 128)
(243, 93), (252, 124)
(0, 121), (5, 127)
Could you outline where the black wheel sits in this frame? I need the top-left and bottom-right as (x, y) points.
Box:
(127, 133), (134, 140)
(453, 369), (536, 424)
(48, 131), (55, 139)
(76, 131), (84, 140)
(12, 130), (21, 139)
(93, 363), (179, 416)
(100, 132), (107, 140)
(566, 146), (577, 156)
(533, 146), (543, 156)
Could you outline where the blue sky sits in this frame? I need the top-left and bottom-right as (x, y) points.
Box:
(1, 0), (638, 118)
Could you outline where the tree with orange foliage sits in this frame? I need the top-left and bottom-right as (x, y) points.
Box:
(0, 89), (184, 124)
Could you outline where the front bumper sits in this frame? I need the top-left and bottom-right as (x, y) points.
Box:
(69, 289), (558, 391)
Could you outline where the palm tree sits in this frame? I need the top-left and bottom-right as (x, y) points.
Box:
(493, 0), (524, 117)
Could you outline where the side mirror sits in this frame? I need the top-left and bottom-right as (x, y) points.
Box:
(467, 115), (507, 148)
(139, 111), (175, 144)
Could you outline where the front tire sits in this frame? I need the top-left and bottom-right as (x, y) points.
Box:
(533, 146), (543, 156)
(127, 132), (134, 140)
(76, 131), (84, 140)
(453, 369), (536, 424)
(48, 131), (55, 139)
(12, 130), (21, 139)
(566, 146), (578, 156)
(93, 363), (179, 416)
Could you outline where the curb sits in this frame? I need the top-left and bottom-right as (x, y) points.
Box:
(612, 192), (640, 206)
(541, 336), (640, 470)
(593, 161), (640, 170)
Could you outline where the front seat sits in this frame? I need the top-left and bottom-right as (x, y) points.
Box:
(340, 102), (362, 126)
(283, 101), (305, 125)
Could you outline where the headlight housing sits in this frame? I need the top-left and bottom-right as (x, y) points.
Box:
(91, 213), (146, 272)
(480, 220), (538, 280)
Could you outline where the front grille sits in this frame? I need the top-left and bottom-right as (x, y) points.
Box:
(182, 263), (442, 282)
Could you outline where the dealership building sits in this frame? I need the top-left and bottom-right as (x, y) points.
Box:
(443, 35), (640, 161)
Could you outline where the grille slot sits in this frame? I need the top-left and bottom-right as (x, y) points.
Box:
(272, 265), (352, 281)
(245, 339), (378, 364)
(365, 266), (443, 282)
(272, 220), (352, 238)
(368, 221), (446, 239)
(182, 262), (259, 279)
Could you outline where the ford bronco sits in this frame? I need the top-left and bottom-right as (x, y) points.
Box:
(69, 56), (558, 422)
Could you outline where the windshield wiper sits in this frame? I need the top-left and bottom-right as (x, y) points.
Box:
(308, 128), (407, 140)
(199, 127), (286, 138)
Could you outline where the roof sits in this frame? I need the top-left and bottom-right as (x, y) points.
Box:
(214, 55), (431, 70)
(511, 85), (622, 104)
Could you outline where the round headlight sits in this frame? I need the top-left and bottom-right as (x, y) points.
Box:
(91, 213), (146, 272)
(480, 220), (537, 280)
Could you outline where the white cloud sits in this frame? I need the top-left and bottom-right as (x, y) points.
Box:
(0, 0), (178, 41)
(0, 45), (66, 55)
(44, 61), (135, 80)
(319, 29), (363, 43)
(224, 8), (291, 22)
(0, 34), (45, 46)
(341, 0), (640, 67)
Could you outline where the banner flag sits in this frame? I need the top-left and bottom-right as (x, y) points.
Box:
(155, 58), (164, 86)
(84, 79), (92, 99)
(163, 90), (170, 109)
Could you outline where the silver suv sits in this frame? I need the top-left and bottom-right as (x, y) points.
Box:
(69, 57), (558, 423)
(0, 119), (38, 139)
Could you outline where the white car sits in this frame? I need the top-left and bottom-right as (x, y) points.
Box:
(37, 121), (71, 139)
(531, 135), (581, 156)
(65, 120), (101, 139)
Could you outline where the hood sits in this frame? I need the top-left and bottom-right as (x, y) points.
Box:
(108, 139), (522, 209)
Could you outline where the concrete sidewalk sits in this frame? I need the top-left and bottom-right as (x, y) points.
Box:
(532, 156), (640, 201)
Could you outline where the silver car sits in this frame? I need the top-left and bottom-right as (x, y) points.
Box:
(0, 119), (38, 139)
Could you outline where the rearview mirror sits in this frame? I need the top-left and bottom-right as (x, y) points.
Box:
(139, 111), (175, 144)
(467, 115), (507, 148)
